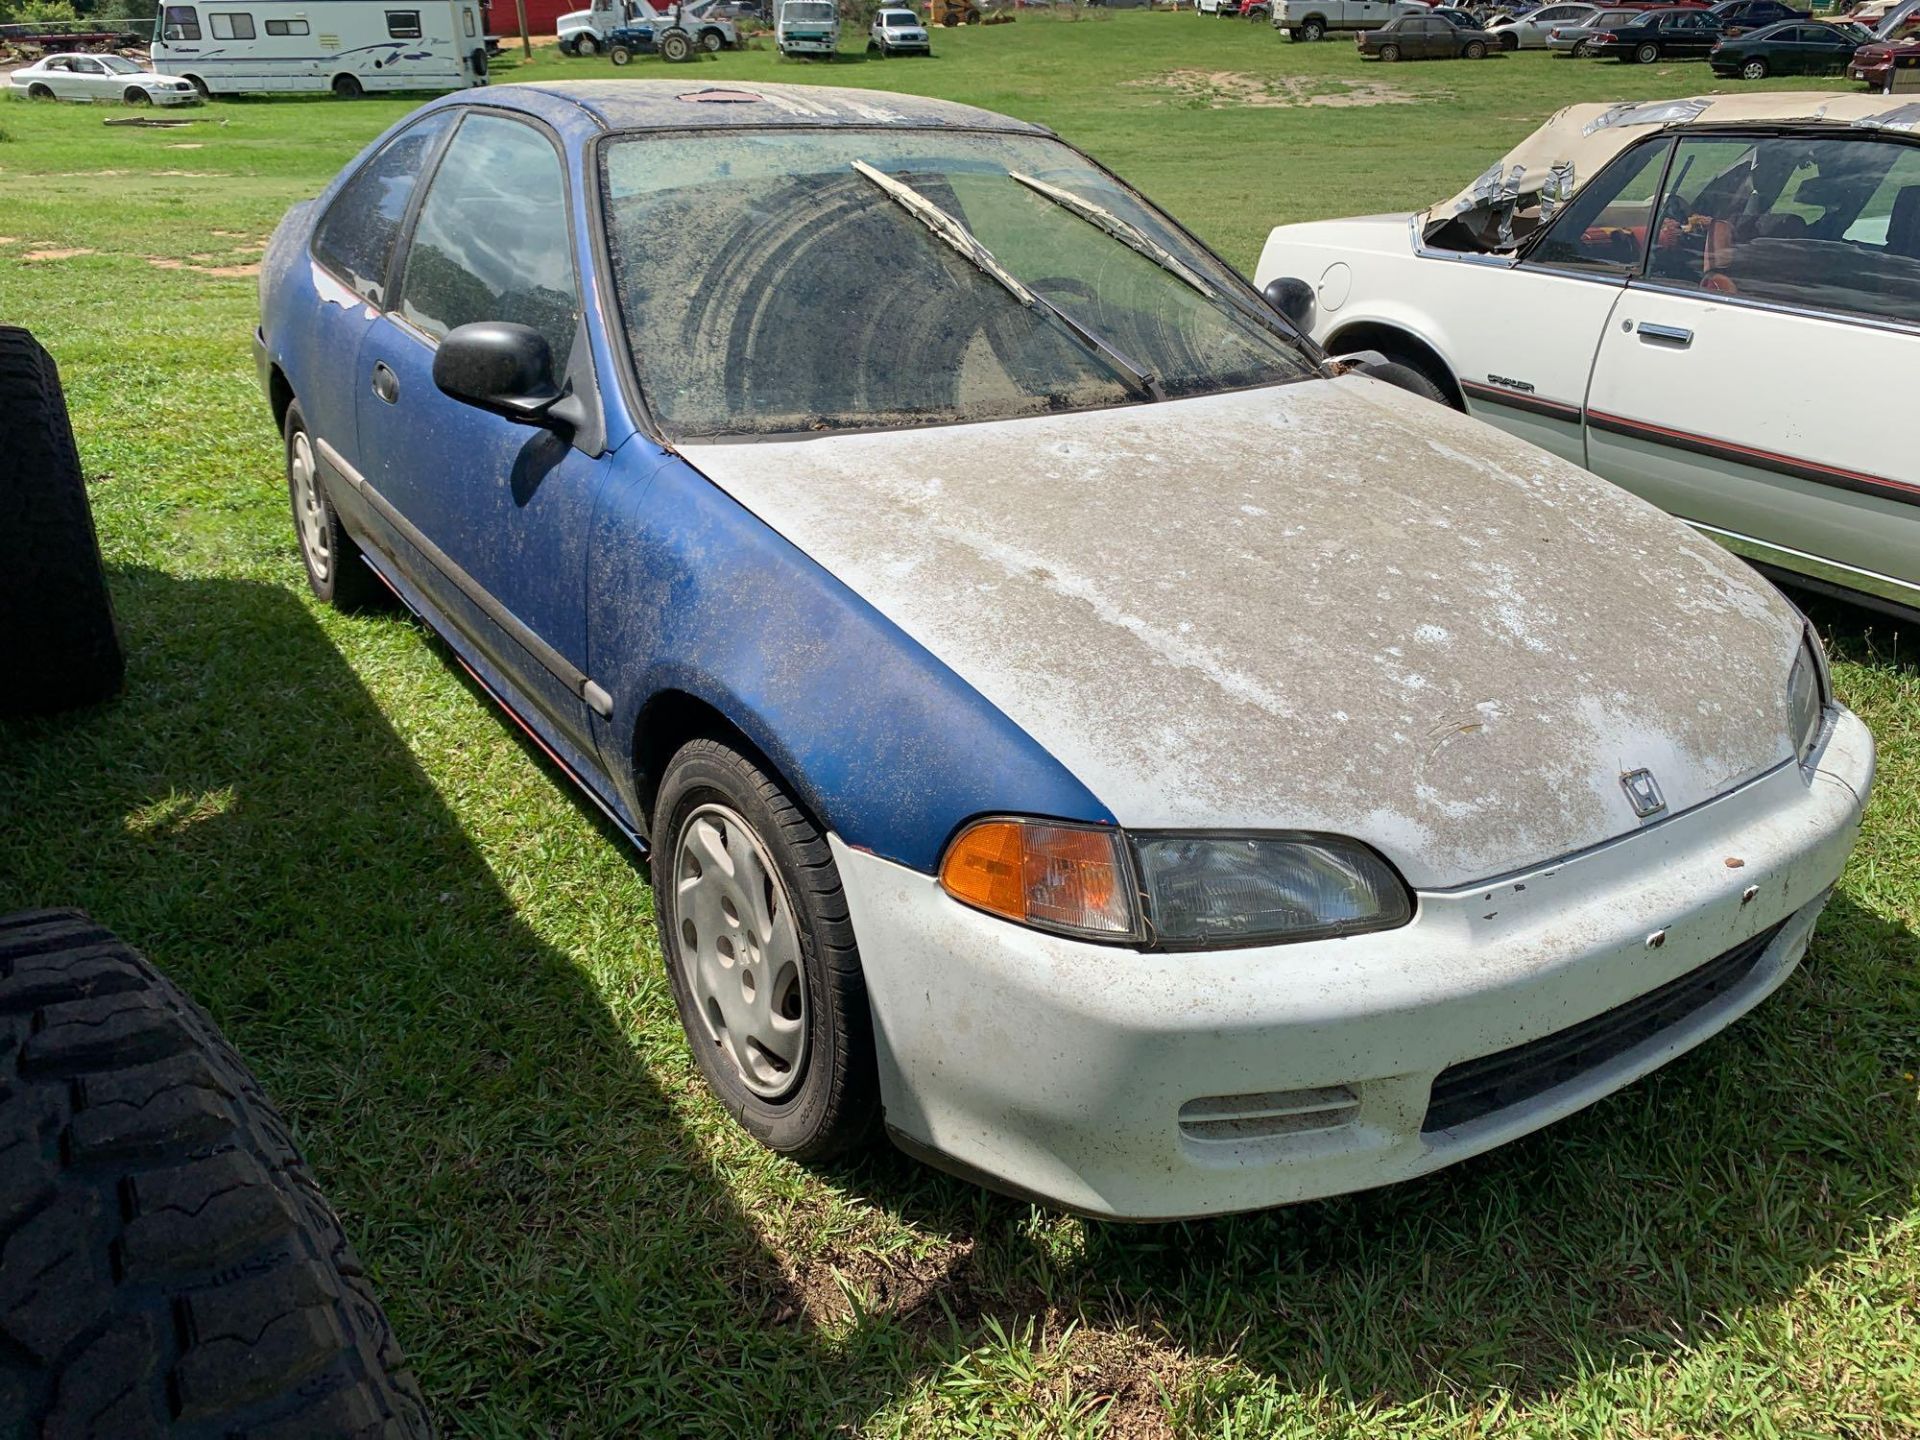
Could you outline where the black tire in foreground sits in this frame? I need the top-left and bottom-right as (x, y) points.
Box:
(0, 909), (431, 1439)
(0, 327), (124, 717)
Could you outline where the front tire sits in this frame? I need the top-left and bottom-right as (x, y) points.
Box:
(653, 739), (879, 1162)
(122, 85), (151, 105)
(576, 31), (601, 53)
(1741, 56), (1767, 78)
(1633, 40), (1659, 62)
(1464, 38), (1487, 56)
(609, 42), (633, 63)
(284, 401), (383, 611)
(331, 72), (363, 96)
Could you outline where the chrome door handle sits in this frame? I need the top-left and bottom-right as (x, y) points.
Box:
(1634, 322), (1693, 348)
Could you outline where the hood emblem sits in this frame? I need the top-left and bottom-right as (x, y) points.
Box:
(1621, 768), (1666, 819)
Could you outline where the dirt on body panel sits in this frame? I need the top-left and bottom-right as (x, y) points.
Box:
(682, 376), (1804, 892)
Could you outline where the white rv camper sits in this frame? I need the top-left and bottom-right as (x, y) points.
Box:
(150, 0), (487, 97)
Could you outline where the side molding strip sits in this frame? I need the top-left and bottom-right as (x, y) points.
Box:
(1585, 410), (1920, 509)
(1460, 380), (1583, 424)
(314, 437), (615, 717)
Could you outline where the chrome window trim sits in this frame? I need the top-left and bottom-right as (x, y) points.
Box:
(1406, 214), (1520, 267)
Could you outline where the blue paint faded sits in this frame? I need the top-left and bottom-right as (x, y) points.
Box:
(257, 79), (1111, 873)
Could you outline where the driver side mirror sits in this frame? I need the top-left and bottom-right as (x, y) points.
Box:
(1261, 276), (1316, 331)
(432, 322), (570, 430)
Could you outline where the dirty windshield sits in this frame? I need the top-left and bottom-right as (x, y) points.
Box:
(784, 3), (834, 16)
(600, 128), (1314, 438)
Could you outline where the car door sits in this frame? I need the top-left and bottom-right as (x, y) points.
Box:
(1434, 136), (1672, 467)
(1677, 10), (1721, 50)
(356, 109), (609, 753)
(1586, 131), (1920, 611)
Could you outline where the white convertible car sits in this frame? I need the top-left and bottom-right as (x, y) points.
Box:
(1257, 93), (1919, 621)
(7, 52), (202, 106)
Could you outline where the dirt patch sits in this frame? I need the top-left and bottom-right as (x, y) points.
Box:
(0, 237), (18, 246)
(163, 142), (204, 150)
(1064, 1330), (1198, 1440)
(769, 1235), (979, 1329)
(147, 256), (260, 278)
(22, 248), (95, 263)
(1131, 68), (1425, 108)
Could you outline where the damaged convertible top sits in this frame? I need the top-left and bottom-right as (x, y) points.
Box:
(1426, 91), (1920, 251)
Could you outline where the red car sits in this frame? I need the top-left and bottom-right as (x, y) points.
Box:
(1851, 12), (1920, 87)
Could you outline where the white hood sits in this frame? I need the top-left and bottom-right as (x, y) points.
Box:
(682, 377), (1806, 890)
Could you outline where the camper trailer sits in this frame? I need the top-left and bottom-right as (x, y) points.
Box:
(150, 0), (487, 96)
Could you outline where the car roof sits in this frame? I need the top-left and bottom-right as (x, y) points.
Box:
(1429, 92), (1920, 238)
(456, 80), (1049, 136)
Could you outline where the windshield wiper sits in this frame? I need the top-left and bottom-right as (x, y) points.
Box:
(851, 159), (1163, 403)
(1008, 170), (1218, 301)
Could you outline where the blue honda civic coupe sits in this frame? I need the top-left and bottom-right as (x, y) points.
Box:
(256, 80), (1871, 1220)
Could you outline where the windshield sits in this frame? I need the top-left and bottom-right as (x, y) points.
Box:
(600, 128), (1313, 439)
(784, 2), (834, 17)
(881, 10), (917, 20)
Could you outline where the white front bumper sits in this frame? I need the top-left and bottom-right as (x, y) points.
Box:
(835, 708), (1874, 1220)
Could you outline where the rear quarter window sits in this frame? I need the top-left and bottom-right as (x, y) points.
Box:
(310, 112), (456, 308)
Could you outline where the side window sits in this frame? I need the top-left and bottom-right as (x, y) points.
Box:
(311, 112), (455, 307)
(386, 9), (422, 36)
(210, 12), (256, 38)
(162, 5), (201, 39)
(397, 116), (580, 369)
(1528, 137), (1673, 272)
(264, 16), (309, 32)
(1648, 136), (1920, 324)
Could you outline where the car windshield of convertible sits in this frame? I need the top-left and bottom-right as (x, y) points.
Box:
(600, 129), (1317, 438)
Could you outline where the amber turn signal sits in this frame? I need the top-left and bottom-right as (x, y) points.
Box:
(939, 819), (1136, 939)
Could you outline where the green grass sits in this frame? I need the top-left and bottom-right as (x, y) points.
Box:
(3, 18), (1920, 1436)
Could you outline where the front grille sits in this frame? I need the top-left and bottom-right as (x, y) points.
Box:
(1422, 921), (1785, 1134)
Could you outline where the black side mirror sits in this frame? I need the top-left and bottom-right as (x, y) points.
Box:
(1261, 276), (1315, 331)
(433, 322), (568, 429)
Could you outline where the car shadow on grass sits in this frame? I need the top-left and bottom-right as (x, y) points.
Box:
(6, 567), (1913, 1431)
(0, 566), (953, 1435)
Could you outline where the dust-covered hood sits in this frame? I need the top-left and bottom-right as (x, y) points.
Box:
(681, 377), (1806, 891)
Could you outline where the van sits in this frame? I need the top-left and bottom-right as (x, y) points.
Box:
(776, 0), (838, 55)
(151, 0), (485, 97)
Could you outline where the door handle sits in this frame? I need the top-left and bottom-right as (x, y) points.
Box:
(371, 361), (400, 404)
(1633, 322), (1693, 349)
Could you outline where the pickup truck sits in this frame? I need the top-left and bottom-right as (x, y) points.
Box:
(1275, 0), (1426, 41)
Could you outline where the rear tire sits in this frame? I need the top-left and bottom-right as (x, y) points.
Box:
(0, 909), (431, 1438)
(660, 27), (694, 59)
(652, 741), (880, 1163)
(0, 326), (123, 717)
(1742, 56), (1767, 78)
(331, 72), (363, 96)
(1298, 16), (1324, 38)
(27, 82), (54, 99)
(1634, 40), (1659, 62)
(699, 25), (724, 48)
(1378, 40), (1400, 58)
(1352, 345), (1461, 410)
(284, 401), (384, 612)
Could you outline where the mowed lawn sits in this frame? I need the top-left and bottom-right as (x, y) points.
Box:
(4, 16), (1920, 1436)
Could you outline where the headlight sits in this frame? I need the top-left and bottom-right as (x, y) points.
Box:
(1787, 628), (1828, 765)
(1133, 834), (1411, 948)
(938, 819), (1413, 949)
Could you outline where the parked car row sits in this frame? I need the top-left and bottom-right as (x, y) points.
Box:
(1277, 0), (1919, 81)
